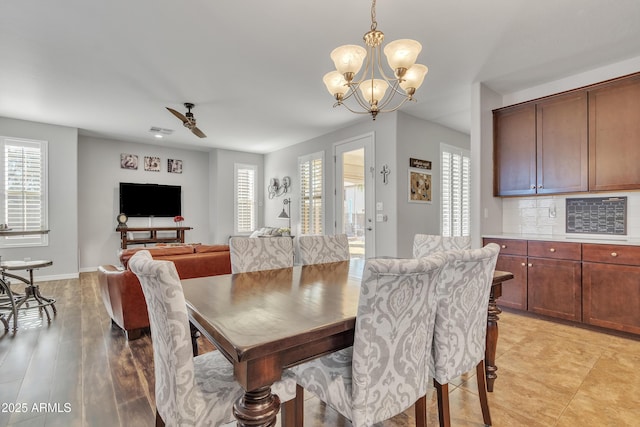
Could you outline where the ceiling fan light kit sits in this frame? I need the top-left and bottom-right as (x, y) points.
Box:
(323, 0), (428, 120)
(166, 102), (207, 138)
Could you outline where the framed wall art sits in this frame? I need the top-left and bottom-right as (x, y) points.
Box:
(144, 156), (161, 172)
(120, 153), (138, 170)
(408, 168), (432, 203)
(168, 159), (183, 174)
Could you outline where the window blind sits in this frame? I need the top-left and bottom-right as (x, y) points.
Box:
(1, 137), (48, 247)
(235, 164), (256, 233)
(441, 144), (470, 237)
(299, 152), (323, 235)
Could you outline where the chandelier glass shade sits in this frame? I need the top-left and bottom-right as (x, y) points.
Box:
(323, 0), (428, 119)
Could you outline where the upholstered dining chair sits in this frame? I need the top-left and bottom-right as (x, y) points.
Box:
(413, 234), (472, 258)
(297, 234), (350, 265)
(229, 236), (294, 273)
(129, 250), (297, 427)
(430, 243), (500, 427)
(292, 255), (446, 427)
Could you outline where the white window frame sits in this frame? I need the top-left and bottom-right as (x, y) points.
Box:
(440, 143), (470, 237)
(234, 163), (257, 234)
(0, 136), (49, 248)
(298, 151), (324, 235)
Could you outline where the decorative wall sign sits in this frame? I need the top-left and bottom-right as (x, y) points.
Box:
(168, 159), (183, 174)
(409, 158), (431, 170)
(408, 169), (432, 203)
(120, 153), (138, 170)
(144, 156), (161, 172)
(566, 197), (627, 235)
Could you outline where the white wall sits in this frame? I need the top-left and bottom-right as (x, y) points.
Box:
(210, 149), (264, 242)
(78, 136), (212, 270)
(264, 114), (398, 257)
(396, 113), (470, 258)
(0, 117), (78, 280)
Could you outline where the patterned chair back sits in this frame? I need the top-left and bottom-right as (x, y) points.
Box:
(412, 234), (471, 258)
(229, 236), (294, 273)
(430, 243), (500, 383)
(350, 255), (445, 426)
(128, 250), (202, 426)
(297, 234), (350, 265)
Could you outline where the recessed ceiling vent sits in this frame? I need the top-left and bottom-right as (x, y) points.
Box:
(149, 127), (173, 135)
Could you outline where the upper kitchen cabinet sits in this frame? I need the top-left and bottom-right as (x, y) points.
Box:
(493, 91), (588, 196)
(536, 92), (588, 194)
(493, 103), (536, 196)
(588, 73), (640, 191)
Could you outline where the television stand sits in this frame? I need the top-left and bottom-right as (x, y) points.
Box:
(117, 226), (193, 249)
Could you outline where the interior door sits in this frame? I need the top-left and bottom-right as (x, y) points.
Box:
(334, 134), (375, 259)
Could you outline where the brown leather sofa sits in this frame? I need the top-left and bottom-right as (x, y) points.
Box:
(98, 244), (231, 340)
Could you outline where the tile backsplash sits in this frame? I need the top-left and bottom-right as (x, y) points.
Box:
(502, 191), (640, 240)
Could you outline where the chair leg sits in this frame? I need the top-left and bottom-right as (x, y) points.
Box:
(281, 398), (296, 427)
(434, 379), (451, 427)
(415, 394), (427, 427)
(155, 409), (165, 427)
(189, 321), (200, 356)
(476, 360), (492, 426)
(293, 384), (305, 426)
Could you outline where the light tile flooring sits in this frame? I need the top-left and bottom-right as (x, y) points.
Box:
(1, 274), (640, 426)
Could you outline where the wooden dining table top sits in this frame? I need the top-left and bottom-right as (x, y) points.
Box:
(181, 259), (513, 392)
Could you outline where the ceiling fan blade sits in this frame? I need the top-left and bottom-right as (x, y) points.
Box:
(166, 107), (189, 124)
(191, 126), (207, 138)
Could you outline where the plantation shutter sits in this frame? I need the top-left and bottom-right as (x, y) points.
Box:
(235, 164), (256, 233)
(1, 137), (48, 247)
(441, 144), (470, 237)
(299, 152), (323, 235)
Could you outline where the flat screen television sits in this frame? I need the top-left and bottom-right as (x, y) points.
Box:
(119, 182), (182, 217)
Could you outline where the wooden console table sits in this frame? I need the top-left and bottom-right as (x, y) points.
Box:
(117, 226), (193, 249)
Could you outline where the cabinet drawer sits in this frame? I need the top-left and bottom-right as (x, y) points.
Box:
(483, 238), (527, 256)
(527, 240), (581, 260)
(582, 243), (640, 266)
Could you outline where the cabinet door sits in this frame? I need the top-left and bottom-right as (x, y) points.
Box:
(588, 73), (640, 191)
(493, 103), (536, 196)
(583, 262), (640, 334)
(536, 92), (588, 194)
(495, 254), (527, 310)
(527, 258), (582, 321)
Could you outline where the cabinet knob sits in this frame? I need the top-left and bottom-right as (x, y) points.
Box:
(549, 248), (556, 253)
(538, 185), (543, 189)
(521, 262), (526, 267)
(528, 263), (533, 267)
(501, 244), (507, 249)
(611, 252), (618, 257)
(530, 185), (536, 189)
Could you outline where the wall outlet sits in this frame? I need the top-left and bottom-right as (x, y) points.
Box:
(376, 202), (383, 211)
(549, 206), (557, 218)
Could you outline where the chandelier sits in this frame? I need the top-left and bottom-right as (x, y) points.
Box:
(323, 0), (428, 120)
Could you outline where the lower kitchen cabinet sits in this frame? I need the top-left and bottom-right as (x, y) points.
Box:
(582, 243), (640, 334)
(527, 257), (582, 321)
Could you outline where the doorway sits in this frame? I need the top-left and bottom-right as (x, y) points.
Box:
(334, 133), (375, 259)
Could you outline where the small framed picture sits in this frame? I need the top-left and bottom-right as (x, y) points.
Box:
(144, 156), (161, 172)
(408, 169), (432, 203)
(120, 153), (138, 170)
(168, 159), (183, 174)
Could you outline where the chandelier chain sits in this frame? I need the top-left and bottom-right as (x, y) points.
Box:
(370, 0), (378, 31)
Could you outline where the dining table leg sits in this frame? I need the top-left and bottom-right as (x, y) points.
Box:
(233, 386), (280, 427)
(485, 286), (502, 392)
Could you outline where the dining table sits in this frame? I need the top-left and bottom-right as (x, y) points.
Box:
(182, 260), (513, 426)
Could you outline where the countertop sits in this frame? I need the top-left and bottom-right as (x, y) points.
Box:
(483, 233), (640, 246)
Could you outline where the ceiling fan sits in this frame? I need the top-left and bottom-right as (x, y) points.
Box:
(166, 102), (207, 138)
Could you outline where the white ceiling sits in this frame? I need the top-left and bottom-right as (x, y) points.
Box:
(1, 0), (640, 154)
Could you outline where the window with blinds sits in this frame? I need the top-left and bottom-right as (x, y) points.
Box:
(1, 137), (48, 247)
(299, 152), (323, 235)
(441, 143), (470, 237)
(234, 163), (257, 234)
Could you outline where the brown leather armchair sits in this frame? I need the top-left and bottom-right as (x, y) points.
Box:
(98, 244), (232, 340)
